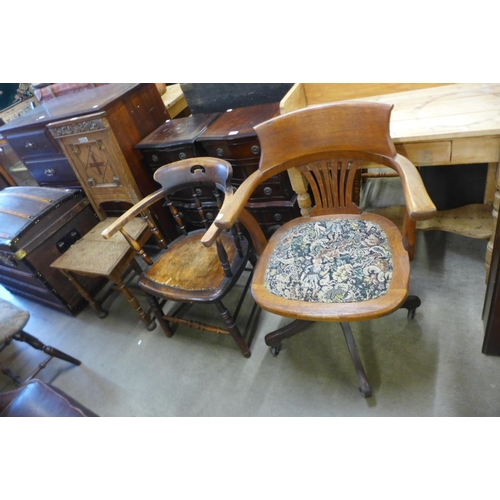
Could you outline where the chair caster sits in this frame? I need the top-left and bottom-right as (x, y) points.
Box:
(400, 295), (421, 320)
(270, 345), (281, 357)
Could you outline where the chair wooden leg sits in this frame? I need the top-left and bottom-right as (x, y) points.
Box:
(215, 300), (251, 358)
(14, 331), (82, 366)
(146, 293), (174, 337)
(340, 322), (372, 398)
(110, 273), (156, 331)
(264, 319), (313, 356)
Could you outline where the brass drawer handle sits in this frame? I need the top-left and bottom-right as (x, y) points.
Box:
(251, 145), (260, 155)
(216, 148), (224, 157)
(263, 187), (273, 196)
(44, 168), (56, 176)
(25, 142), (37, 150)
(179, 152), (187, 160)
(273, 213), (282, 222)
(151, 154), (159, 163)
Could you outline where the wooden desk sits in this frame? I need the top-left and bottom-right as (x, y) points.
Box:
(281, 83), (500, 274)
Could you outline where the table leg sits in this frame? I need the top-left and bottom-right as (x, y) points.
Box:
(109, 271), (156, 331)
(60, 269), (108, 318)
(486, 163), (500, 281)
(288, 167), (312, 216)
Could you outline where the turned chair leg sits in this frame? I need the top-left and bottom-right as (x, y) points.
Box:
(215, 300), (251, 358)
(0, 330), (82, 384)
(146, 294), (174, 337)
(340, 322), (372, 398)
(14, 330), (81, 366)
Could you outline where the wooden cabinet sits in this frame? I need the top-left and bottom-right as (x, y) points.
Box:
(195, 103), (299, 233)
(0, 84), (176, 241)
(136, 112), (220, 170)
(48, 112), (145, 219)
(136, 104), (300, 235)
(136, 112), (222, 232)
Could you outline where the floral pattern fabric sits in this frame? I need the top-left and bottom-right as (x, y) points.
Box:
(264, 219), (393, 303)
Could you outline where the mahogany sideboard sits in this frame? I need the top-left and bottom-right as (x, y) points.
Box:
(0, 83), (176, 241)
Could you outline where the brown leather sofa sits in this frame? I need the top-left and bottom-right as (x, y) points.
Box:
(0, 379), (98, 417)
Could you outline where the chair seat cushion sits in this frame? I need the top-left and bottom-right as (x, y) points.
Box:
(0, 298), (29, 342)
(264, 218), (394, 303)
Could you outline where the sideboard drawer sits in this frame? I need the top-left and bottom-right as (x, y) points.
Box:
(24, 156), (78, 185)
(6, 129), (60, 159)
(198, 138), (261, 160)
(141, 146), (198, 169)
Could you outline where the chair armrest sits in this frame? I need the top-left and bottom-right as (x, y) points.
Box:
(101, 190), (166, 239)
(211, 170), (264, 230)
(201, 207), (267, 256)
(392, 154), (437, 221)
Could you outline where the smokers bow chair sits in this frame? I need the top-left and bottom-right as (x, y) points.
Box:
(101, 158), (266, 358)
(201, 101), (436, 397)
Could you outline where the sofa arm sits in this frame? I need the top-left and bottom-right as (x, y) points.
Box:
(0, 379), (98, 417)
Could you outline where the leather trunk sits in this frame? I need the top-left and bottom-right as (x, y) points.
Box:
(0, 186), (106, 315)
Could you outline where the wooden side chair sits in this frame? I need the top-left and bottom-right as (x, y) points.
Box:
(201, 102), (436, 396)
(0, 297), (81, 384)
(102, 158), (266, 358)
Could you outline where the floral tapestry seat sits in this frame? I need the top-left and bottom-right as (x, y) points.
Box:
(264, 218), (393, 304)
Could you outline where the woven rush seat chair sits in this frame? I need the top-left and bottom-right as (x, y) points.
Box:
(0, 297), (81, 384)
(102, 157), (266, 358)
(201, 101), (436, 397)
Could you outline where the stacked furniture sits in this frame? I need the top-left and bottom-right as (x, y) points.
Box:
(0, 83), (175, 241)
(196, 103), (300, 234)
(137, 103), (300, 235)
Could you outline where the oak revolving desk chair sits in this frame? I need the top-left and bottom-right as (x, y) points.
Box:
(202, 101), (436, 397)
(102, 158), (266, 358)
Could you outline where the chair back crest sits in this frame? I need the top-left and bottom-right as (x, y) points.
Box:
(255, 102), (398, 215)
